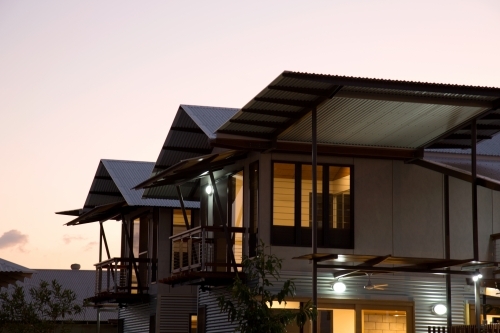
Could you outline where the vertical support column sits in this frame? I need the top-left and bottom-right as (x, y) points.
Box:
(471, 120), (481, 332)
(475, 277), (481, 333)
(472, 119), (478, 261)
(444, 175), (452, 330)
(99, 220), (103, 263)
(97, 308), (101, 333)
(311, 107), (318, 333)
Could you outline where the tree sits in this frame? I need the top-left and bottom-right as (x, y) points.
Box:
(217, 242), (316, 333)
(0, 279), (82, 333)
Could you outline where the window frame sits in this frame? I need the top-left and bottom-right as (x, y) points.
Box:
(271, 161), (354, 249)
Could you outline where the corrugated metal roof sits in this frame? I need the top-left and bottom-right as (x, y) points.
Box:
(0, 258), (34, 274)
(181, 105), (239, 139)
(425, 152), (500, 182)
(2, 269), (117, 321)
(101, 159), (198, 208)
(216, 71), (500, 151)
(426, 131), (500, 156)
(279, 97), (487, 149)
(145, 105), (238, 199)
(0, 258), (35, 289)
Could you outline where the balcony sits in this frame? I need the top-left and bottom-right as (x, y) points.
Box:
(87, 257), (156, 304)
(161, 225), (246, 286)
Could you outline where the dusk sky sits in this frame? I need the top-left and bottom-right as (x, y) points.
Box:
(1, 0), (500, 270)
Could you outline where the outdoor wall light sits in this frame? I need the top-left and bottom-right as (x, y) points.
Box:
(432, 304), (447, 315)
(205, 185), (213, 195)
(472, 273), (483, 282)
(331, 281), (346, 293)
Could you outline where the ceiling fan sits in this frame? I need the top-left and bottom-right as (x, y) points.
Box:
(364, 274), (388, 291)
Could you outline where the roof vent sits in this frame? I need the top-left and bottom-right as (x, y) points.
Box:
(70, 264), (81, 270)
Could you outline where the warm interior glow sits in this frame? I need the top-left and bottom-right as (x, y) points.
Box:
(363, 310), (407, 333)
(273, 163), (295, 226)
(266, 301), (301, 309)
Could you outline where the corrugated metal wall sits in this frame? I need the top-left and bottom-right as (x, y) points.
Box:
(200, 272), (475, 333)
(283, 272), (473, 333)
(119, 298), (156, 333)
(158, 294), (197, 333)
(199, 287), (239, 333)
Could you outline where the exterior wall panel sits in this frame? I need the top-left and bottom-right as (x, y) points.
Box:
(354, 158), (393, 255)
(119, 300), (155, 333)
(199, 287), (238, 333)
(392, 161), (444, 259)
(158, 295), (197, 333)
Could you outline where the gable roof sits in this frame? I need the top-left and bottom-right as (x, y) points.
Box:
(58, 159), (198, 225)
(143, 104), (238, 200)
(181, 104), (239, 139)
(214, 71), (500, 152)
(0, 258), (35, 289)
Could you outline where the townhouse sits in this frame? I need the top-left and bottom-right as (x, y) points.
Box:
(63, 71), (500, 333)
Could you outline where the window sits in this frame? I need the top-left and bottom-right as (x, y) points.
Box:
(172, 209), (191, 235)
(272, 162), (353, 248)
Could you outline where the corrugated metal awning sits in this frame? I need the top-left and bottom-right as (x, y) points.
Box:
(216, 71), (500, 150)
(65, 201), (126, 226)
(135, 150), (247, 190)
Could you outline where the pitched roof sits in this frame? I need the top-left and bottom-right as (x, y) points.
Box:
(0, 258), (34, 288)
(101, 159), (197, 207)
(181, 104), (239, 139)
(143, 105), (238, 199)
(3, 269), (117, 322)
(58, 159), (199, 225)
(215, 71), (500, 151)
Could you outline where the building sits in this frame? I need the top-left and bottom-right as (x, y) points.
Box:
(62, 71), (500, 333)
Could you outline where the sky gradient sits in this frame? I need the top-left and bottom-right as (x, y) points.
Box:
(1, 0), (500, 270)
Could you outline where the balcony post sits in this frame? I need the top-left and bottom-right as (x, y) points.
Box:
(202, 228), (206, 271)
(311, 106), (318, 333)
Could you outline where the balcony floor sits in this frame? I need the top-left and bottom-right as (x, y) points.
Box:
(87, 292), (150, 305)
(159, 271), (246, 287)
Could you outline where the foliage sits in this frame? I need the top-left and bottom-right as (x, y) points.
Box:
(0, 279), (82, 333)
(217, 242), (316, 333)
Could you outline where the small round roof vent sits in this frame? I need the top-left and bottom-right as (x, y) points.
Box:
(71, 264), (81, 270)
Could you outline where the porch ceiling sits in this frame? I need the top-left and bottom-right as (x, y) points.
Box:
(216, 71), (500, 150)
(134, 150), (247, 190)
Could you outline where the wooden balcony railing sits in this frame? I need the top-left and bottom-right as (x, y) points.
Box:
(94, 257), (156, 297)
(170, 226), (246, 274)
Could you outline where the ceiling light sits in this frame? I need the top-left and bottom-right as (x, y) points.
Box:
(205, 185), (213, 195)
(331, 281), (346, 293)
(432, 304), (447, 316)
(472, 273), (483, 282)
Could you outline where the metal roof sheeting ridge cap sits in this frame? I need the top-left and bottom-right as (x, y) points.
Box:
(283, 71), (500, 95)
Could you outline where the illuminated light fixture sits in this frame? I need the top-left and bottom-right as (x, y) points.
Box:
(432, 304), (447, 316)
(472, 273), (483, 282)
(205, 185), (213, 195)
(200, 171), (208, 176)
(198, 158), (204, 161)
(331, 281), (346, 293)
